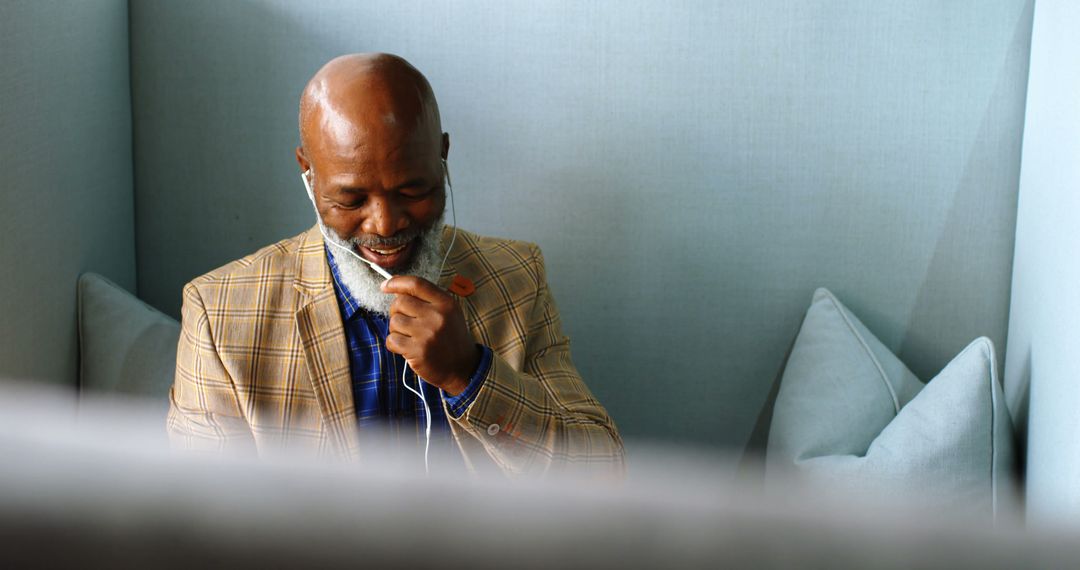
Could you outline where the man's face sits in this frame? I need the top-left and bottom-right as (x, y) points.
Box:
(306, 125), (446, 271)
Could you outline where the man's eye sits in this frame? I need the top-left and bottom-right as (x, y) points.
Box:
(401, 188), (435, 201)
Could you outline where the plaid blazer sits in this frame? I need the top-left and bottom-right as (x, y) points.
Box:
(167, 225), (625, 476)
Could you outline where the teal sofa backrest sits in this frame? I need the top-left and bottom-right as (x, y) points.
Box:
(129, 0), (1034, 449)
(0, 1), (136, 388)
(0, 1), (1045, 457)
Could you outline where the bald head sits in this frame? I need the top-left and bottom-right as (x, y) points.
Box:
(298, 53), (442, 162)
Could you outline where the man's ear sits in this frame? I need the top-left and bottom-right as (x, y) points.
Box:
(441, 133), (450, 161)
(295, 146), (311, 172)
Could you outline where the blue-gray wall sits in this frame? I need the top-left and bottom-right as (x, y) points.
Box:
(130, 0), (1033, 448)
(0, 1), (136, 386)
(1004, 0), (1080, 522)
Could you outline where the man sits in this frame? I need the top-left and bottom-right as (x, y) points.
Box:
(167, 53), (624, 476)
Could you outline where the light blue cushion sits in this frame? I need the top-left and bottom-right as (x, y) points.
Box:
(77, 273), (180, 401)
(767, 288), (1015, 516)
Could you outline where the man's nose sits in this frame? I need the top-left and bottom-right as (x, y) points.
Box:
(360, 196), (408, 237)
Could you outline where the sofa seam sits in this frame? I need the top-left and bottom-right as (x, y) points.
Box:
(821, 289), (903, 414)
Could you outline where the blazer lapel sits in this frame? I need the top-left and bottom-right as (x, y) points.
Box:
(293, 226), (360, 459)
(437, 226), (487, 346)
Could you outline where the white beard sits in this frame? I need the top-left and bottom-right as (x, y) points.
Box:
(320, 218), (445, 316)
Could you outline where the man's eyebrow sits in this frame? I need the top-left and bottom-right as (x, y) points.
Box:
(335, 178), (432, 194)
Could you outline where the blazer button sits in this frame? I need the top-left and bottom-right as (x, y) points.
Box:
(486, 423), (500, 436)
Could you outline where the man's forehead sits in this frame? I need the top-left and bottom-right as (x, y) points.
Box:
(304, 94), (440, 165)
(310, 110), (439, 163)
(310, 80), (421, 133)
(318, 138), (439, 169)
(313, 135), (441, 190)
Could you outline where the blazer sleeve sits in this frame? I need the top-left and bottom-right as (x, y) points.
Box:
(166, 281), (257, 455)
(447, 245), (626, 477)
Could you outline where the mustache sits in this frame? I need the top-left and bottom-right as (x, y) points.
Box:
(342, 227), (425, 249)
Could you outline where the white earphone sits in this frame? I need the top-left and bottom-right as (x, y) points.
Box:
(301, 159), (459, 474)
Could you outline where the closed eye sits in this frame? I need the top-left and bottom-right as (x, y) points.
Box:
(400, 186), (439, 201)
(330, 198), (364, 210)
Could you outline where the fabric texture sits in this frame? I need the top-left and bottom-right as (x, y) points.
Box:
(766, 288), (1015, 517)
(166, 225), (625, 476)
(77, 272), (179, 400)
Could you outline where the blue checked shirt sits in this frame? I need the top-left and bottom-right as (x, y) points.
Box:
(326, 247), (492, 448)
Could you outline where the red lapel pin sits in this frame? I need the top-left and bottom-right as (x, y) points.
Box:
(448, 274), (476, 297)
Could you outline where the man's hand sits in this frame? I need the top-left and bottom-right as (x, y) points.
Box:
(382, 276), (481, 396)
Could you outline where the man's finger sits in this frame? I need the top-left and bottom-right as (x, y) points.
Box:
(388, 313), (416, 337)
(389, 293), (427, 319)
(385, 332), (414, 356)
(381, 275), (449, 305)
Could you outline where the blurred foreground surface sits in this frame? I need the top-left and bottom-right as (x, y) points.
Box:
(0, 380), (1075, 569)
